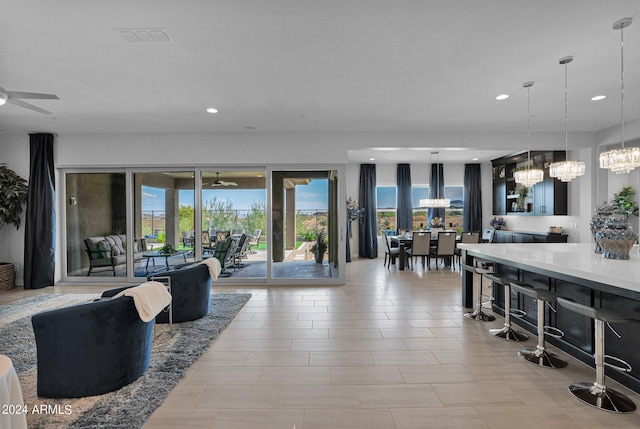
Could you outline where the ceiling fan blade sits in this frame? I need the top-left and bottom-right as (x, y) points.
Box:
(7, 98), (52, 115)
(7, 91), (59, 100)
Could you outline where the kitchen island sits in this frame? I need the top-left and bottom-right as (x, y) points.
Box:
(459, 242), (640, 393)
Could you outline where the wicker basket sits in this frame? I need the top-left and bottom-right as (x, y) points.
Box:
(0, 263), (16, 291)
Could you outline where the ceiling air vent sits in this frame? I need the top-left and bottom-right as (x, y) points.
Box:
(117, 28), (172, 43)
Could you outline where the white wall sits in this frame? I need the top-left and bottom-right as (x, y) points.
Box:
(0, 134), (30, 285)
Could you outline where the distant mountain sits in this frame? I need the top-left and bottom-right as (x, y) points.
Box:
(449, 199), (464, 209)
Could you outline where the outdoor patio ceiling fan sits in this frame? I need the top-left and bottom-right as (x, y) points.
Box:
(0, 86), (59, 115)
(211, 172), (237, 187)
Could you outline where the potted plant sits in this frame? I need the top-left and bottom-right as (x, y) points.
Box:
(517, 187), (528, 211)
(612, 186), (639, 217)
(0, 165), (29, 290)
(310, 229), (327, 263)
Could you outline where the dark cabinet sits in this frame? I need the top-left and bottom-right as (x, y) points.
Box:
(493, 229), (568, 243)
(492, 151), (568, 216)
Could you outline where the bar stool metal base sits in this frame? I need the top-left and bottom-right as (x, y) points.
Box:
(464, 309), (495, 321)
(519, 348), (568, 368)
(568, 382), (636, 413)
(490, 326), (529, 341)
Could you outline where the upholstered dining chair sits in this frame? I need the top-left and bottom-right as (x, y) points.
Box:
(455, 231), (480, 269)
(407, 231), (431, 269)
(427, 231), (457, 270)
(382, 230), (399, 268)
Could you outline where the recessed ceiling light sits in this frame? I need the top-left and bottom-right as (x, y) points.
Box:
(591, 95), (606, 101)
(472, 158), (479, 161)
(496, 94), (509, 100)
(206, 108), (218, 114)
(369, 158), (375, 161)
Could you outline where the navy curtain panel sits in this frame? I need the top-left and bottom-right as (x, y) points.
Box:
(358, 164), (378, 259)
(463, 163), (483, 231)
(396, 163), (412, 232)
(24, 133), (55, 289)
(427, 163), (446, 225)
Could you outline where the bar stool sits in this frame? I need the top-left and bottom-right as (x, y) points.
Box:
(557, 297), (637, 413)
(483, 273), (528, 341)
(510, 281), (567, 368)
(463, 266), (495, 322)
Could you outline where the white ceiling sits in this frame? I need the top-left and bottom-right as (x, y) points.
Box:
(1, 1), (640, 163)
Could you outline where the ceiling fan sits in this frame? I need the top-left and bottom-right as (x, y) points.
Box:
(212, 172), (237, 187)
(0, 86), (59, 115)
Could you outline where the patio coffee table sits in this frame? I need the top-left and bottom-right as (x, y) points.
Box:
(142, 250), (189, 273)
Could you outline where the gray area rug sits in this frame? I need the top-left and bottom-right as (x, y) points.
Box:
(0, 292), (251, 428)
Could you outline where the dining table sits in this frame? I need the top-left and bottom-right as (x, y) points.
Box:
(389, 231), (459, 270)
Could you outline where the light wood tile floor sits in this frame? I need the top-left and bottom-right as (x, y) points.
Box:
(4, 257), (640, 428)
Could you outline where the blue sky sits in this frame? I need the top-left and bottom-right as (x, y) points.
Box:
(141, 179), (329, 212)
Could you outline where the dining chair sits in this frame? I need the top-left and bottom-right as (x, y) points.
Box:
(382, 230), (399, 268)
(455, 231), (480, 269)
(407, 231), (431, 269)
(427, 232), (457, 270)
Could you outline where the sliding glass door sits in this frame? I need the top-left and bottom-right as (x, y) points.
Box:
(271, 169), (342, 281)
(201, 170), (267, 279)
(63, 166), (344, 284)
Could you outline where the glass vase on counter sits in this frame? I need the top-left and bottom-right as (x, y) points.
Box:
(595, 213), (638, 260)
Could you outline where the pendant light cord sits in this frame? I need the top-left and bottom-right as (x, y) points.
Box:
(620, 22), (625, 148)
(564, 60), (569, 159)
(527, 84), (531, 169)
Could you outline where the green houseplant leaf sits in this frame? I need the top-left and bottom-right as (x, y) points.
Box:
(0, 165), (29, 230)
(612, 186), (639, 217)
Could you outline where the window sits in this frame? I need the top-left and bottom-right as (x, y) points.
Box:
(411, 186), (429, 230)
(376, 186), (396, 234)
(445, 186), (464, 228)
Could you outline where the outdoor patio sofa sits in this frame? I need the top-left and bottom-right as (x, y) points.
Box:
(84, 234), (146, 276)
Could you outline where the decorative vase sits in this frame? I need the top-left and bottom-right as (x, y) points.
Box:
(595, 213), (638, 260)
(590, 205), (613, 254)
(314, 251), (325, 264)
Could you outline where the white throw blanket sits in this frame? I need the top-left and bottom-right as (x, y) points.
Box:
(197, 257), (222, 280)
(114, 281), (172, 322)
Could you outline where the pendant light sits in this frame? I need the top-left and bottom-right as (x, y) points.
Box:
(549, 56), (585, 182)
(599, 18), (640, 174)
(514, 81), (544, 187)
(419, 152), (450, 208)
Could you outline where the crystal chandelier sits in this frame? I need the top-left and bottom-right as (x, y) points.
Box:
(599, 18), (640, 174)
(514, 81), (544, 187)
(549, 56), (585, 182)
(420, 152), (450, 208)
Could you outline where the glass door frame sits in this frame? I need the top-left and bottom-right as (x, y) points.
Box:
(59, 164), (346, 285)
(265, 165), (345, 285)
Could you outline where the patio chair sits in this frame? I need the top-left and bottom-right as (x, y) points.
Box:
(234, 233), (251, 269)
(212, 237), (237, 277)
(202, 231), (215, 256)
(182, 230), (194, 247)
(248, 229), (262, 253)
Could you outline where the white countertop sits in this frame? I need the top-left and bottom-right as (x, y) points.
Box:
(458, 242), (640, 295)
